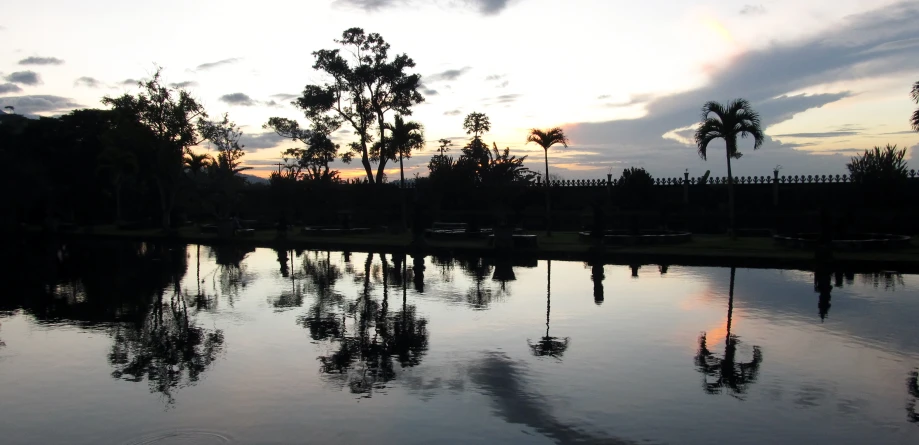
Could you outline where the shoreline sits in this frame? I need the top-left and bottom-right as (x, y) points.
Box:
(24, 225), (919, 273)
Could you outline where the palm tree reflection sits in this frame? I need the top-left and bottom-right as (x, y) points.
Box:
(695, 267), (762, 398)
(529, 260), (569, 359)
(814, 266), (832, 321)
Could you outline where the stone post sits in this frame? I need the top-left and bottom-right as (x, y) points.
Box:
(772, 169), (779, 207)
(683, 171), (690, 206)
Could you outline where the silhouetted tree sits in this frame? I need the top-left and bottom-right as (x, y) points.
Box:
(694, 267), (763, 398)
(527, 127), (569, 236)
(846, 144), (908, 184)
(529, 260), (569, 358)
(694, 99), (764, 239)
(591, 261), (604, 305)
(265, 117), (340, 182)
(617, 167), (654, 209)
(386, 115), (425, 188)
(103, 68), (208, 229)
(295, 28), (423, 184)
(96, 144), (138, 223)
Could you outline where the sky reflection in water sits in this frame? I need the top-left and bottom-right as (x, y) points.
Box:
(0, 241), (918, 444)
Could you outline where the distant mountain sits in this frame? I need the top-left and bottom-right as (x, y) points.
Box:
(240, 173), (269, 185)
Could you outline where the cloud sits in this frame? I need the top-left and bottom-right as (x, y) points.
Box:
(0, 95), (82, 115)
(444, 109), (462, 116)
(493, 94), (520, 103)
(120, 78), (138, 86)
(270, 93), (298, 101)
(333, 0), (514, 15)
(422, 87), (439, 96)
(0, 83), (22, 94)
(18, 56), (64, 66)
(195, 58), (240, 71)
(471, 0), (513, 15)
(5, 71), (41, 85)
(597, 94), (611, 100)
(497, 80), (509, 88)
(239, 131), (288, 151)
(602, 93), (654, 108)
(427, 67), (471, 82)
(773, 131), (860, 138)
(879, 130), (917, 135)
(563, 1), (919, 178)
(739, 4), (766, 15)
(169, 81), (198, 88)
(485, 74), (506, 81)
(74, 76), (102, 88)
(219, 93), (256, 106)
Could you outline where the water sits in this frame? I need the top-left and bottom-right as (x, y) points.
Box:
(1, 241), (918, 444)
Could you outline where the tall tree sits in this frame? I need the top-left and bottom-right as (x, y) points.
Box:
(694, 99), (764, 239)
(911, 81), (919, 132)
(199, 113), (250, 177)
(526, 127), (569, 236)
(386, 115), (425, 188)
(102, 68), (207, 229)
(97, 144), (137, 223)
(295, 28), (423, 185)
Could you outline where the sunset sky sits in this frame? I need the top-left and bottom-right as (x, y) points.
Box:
(1, 0), (917, 180)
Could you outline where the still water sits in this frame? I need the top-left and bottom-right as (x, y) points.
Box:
(1, 241), (918, 444)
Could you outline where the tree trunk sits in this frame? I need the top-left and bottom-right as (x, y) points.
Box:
(544, 149), (552, 237)
(114, 182), (123, 223)
(156, 180), (171, 230)
(725, 140), (736, 240)
(399, 151), (407, 231)
(360, 150), (374, 184)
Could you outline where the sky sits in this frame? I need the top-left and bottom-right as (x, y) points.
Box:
(1, 0), (917, 180)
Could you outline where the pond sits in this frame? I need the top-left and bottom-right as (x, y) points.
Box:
(1, 241), (918, 444)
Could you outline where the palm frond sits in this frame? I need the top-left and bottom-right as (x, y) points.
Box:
(526, 127), (569, 150)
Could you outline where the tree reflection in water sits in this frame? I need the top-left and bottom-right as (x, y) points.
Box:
(313, 253), (429, 397)
(529, 260), (569, 359)
(695, 267), (763, 398)
(908, 370), (919, 424)
(815, 266), (833, 321)
(297, 251), (345, 340)
(4, 240), (226, 406)
(108, 286), (225, 405)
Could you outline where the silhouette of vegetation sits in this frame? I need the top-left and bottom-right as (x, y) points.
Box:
(386, 115), (425, 188)
(847, 144), (908, 184)
(617, 167), (654, 209)
(694, 267), (763, 398)
(265, 116), (340, 183)
(695, 99), (764, 238)
(195, 114), (251, 220)
(428, 113), (535, 188)
(102, 68), (208, 229)
(911, 81), (919, 132)
(294, 28), (424, 185)
(527, 128), (569, 236)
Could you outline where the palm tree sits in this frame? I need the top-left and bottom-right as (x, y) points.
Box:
(386, 115), (425, 189)
(526, 128), (569, 236)
(910, 81), (919, 132)
(183, 150), (212, 177)
(695, 267), (763, 398)
(694, 99), (764, 238)
(529, 260), (569, 358)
